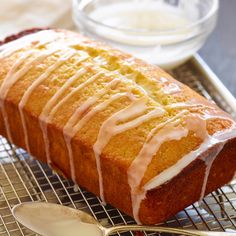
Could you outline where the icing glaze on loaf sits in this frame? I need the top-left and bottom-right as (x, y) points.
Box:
(0, 29), (236, 224)
(0, 30), (62, 58)
(159, 77), (181, 95)
(64, 77), (121, 184)
(19, 50), (76, 153)
(131, 112), (236, 222)
(128, 116), (189, 222)
(0, 49), (59, 144)
(39, 62), (89, 166)
(94, 97), (165, 202)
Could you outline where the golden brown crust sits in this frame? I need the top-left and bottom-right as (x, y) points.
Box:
(0, 107), (235, 224)
(0, 29), (235, 224)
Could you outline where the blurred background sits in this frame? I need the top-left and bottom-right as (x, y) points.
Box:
(0, 0), (235, 97)
(200, 0), (236, 97)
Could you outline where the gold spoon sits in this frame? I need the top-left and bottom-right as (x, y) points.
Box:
(12, 202), (235, 236)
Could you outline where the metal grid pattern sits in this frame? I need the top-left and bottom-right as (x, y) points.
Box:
(0, 57), (236, 236)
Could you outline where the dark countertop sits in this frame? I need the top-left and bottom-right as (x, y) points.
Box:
(199, 0), (236, 98)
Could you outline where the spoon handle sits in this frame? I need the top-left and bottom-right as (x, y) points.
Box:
(106, 225), (236, 236)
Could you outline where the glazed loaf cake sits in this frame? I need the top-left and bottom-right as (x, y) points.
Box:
(0, 29), (236, 224)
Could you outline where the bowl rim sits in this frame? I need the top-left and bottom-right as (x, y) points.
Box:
(73, 0), (219, 35)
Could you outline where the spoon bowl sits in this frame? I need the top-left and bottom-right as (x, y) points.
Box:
(12, 202), (236, 236)
(12, 202), (104, 236)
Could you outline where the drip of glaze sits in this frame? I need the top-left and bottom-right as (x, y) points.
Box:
(144, 121), (236, 191)
(185, 113), (223, 200)
(199, 143), (225, 201)
(231, 172), (236, 183)
(0, 51), (33, 142)
(179, 109), (235, 201)
(185, 113), (208, 140)
(93, 98), (165, 202)
(127, 117), (188, 223)
(69, 92), (137, 196)
(128, 109), (236, 223)
(18, 50), (75, 153)
(197, 113), (236, 200)
(39, 60), (89, 166)
(73, 184), (79, 192)
(0, 48), (60, 143)
(63, 78), (121, 184)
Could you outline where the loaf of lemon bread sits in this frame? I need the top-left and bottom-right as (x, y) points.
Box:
(0, 29), (236, 224)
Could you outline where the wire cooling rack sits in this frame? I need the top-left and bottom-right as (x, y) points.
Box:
(0, 55), (236, 236)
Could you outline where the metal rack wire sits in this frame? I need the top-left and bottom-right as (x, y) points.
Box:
(0, 56), (236, 236)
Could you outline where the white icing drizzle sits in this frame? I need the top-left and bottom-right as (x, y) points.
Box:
(73, 93), (133, 132)
(0, 48), (60, 142)
(0, 30), (62, 58)
(0, 52), (32, 142)
(94, 97), (165, 202)
(144, 123), (236, 190)
(115, 71), (149, 97)
(63, 76), (119, 134)
(18, 49), (76, 153)
(128, 120), (188, 223)
(39, 63), (123, 176)
(159, 77), (168, 83)
(0, 51), (33, 100)
(165, 102), (216, 112)
(162, 83), (181, 95)
(127, 111), (188, 223)
(201, 110), (234, 122)
(0, 29), (85, 141)
(66, 92), (136, 190)
(185, 113), (208, 140)
(159, 76), (181, 95)
(127, 111), (187, 211)
(39, 61), (89, 166)
(198, 114), (236, 200)
(166, 103), (205, 111)
(47, 69), (104, 119)
(63, 78), (121, 183)
(93, 56), (107, 65)
(0, 29), (80, 144)
(127, 106), (236, 223)
(145, 110), (187, 140)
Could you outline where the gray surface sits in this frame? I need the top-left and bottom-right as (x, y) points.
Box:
(199, 0), (236, 97)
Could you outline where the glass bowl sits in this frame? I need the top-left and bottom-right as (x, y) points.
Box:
(72, 0), (219, 69)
